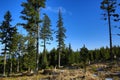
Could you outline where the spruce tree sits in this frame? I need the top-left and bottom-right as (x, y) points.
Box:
(0, 11), (14, 76)
(20, 0), (46, 71)
(80, 45), (88, 73)
(40, 14), (53, 68)
(68, 43), (74, 65)
(8, 26), (17, 74)
(56, 9), (66, 68)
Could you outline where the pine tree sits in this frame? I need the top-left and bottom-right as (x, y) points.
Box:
(0, 11), (14, 76)
(20, 0), (46, 71)
(100, 0), (118, 60)
(56, 9), (66, 68)
(40, 14), (53, 69)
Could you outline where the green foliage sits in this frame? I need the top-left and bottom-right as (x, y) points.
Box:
(1, 0), (120, 75)
(40, 14), (53, 42)
(74, 51), (80, 64)
(40, 14), (53, 69)
(68, 53), (74, 65)
(20, 0), (46, 34)
(27, 35), (36, 70)
(20, 0), (46, 71)
(100, 0), (118, 20)
(104, 47), (110, 60)
(48, 48), (57, 67)
(100, 0), (119, 60)
(56, 10), (66, 67)
(80, 45), (89, 73)
(80, 45), (89, 63)
(41, 52), (48, 69)
(0, 11), (16, 76)
(0, 11), (12, 49)
(56, 10), (66, 48)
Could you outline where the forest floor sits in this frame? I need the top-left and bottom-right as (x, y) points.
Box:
(0, 62), (120, 80)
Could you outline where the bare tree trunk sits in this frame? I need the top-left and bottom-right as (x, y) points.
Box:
(10, 54), (13, 74)
(10, 58), (12, 74)
(58, 48), (61, 68)
(3, 53), (6, 76)
(107, 2), (113, 61)
(43, 39), (46, 59)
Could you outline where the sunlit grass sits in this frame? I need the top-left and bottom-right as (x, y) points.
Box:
(0, 74), (48, 80)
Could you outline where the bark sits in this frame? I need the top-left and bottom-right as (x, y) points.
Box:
(3, 45), (7, 76)
(107, 2), (113, 61)
(17, 56), (20, 72)
(10, 54), (12, 74)
(58, 47), (61, 68)
(36, 7), (40, 73)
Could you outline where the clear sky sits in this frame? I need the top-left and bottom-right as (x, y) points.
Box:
(0, 0), (120, 52)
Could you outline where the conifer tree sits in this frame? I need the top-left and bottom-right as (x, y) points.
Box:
(0, 11), (14, 76)
(20, 0), (46, 71)
(56, 9), (66, 68)
(40, 14), (53, 68)
(8, 26), (17, 74)
(80, 45), (88, 73)
(100, 0), (118, 60)
(68, 43), (74, 65)
(16, 33), (26, 72)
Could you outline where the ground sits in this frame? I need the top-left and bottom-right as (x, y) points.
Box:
(0, 62), (120, 80)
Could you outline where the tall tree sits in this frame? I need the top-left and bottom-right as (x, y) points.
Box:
(0, 11), (13, 76)
(100, 0), (117, 60)
(20, 0), (46, 71)
(8, 26), (17, 74)
(56, 9), (66, 68)
(40, 14), (53, 68)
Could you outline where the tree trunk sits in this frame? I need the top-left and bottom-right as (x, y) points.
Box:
(3, 45), (7, 76)
(10, 59), (12, 74)
(107, 1), (113, 61)
(36, 8), (40, 73)
(10, 54), (13, 74)
(58, 48), (61, 68)
(43, 39), (46, 60)
(28, 67), (30, 72)
(17, 55), (20, 72)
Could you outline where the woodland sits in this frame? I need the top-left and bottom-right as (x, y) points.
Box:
(0, 0), (120, 80)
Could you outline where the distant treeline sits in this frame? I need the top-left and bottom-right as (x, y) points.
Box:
(0, 45), (119, 73)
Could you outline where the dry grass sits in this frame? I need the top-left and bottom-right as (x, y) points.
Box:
(0, 74), (48, 80)
(1, 62), (120, 80)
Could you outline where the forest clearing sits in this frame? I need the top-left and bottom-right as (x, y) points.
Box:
(0, 61), (120, 80)
(0, 0), (120, 80)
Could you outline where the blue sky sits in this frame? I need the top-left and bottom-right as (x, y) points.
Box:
(0, 0), (120, 52)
